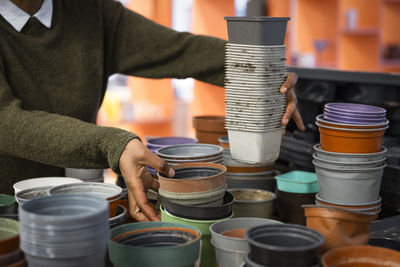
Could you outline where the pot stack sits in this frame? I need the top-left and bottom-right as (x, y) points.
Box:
(310, 102), (388, 250)
(0, 218), (24, 267)
(158, 162), (233, 267)
(224, 16), (290, 165)
(19, 194), (109, 267)
(109, 222), (202, 267)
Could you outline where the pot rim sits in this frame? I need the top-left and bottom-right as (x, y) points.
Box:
(303, 204), (381, 219)
(316, 114), (389, 127)
(49, 182), (122, 200)
(313, 159), (387, 172)
(313, 144), (388, 157)
(161, 206), (233, 224)
(316, 121), (389, 132)
(246, 224), (325, 252)
(312, 153), (387, 166)
(227, 189), (276, 203)
(315, 193), (382, 207)
(146, 137), (198, 148)
(158, 162), (227, 182)
(156, 144), (224, 160)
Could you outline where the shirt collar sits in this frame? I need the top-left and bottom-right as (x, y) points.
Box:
(0, 0), (53, 32)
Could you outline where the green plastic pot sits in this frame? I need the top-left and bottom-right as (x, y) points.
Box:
(109, 222), (201, 267)
(0, 194), (16, 215)
(274, 171), (318, 193)
(161, 206), (233, 267)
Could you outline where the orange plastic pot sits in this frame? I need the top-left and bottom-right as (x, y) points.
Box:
(226, 164), (274, 174)
(317, 122), (388, 153)
(322, 245), (400, 267)
(0, 219), (19, 256)
(158, 162), (227, 193)
(304, 205), (376, 253)
(193, 116), (227, 144)
(316, 114), (389, 129)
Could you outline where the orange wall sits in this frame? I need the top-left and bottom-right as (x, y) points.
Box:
(190, 0), (235, 117)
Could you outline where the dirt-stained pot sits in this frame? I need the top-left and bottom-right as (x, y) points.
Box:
(304, 205), (378, 253)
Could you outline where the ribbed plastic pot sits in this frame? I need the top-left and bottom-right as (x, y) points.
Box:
(109, 222), (201, 267)
(193, 116), (227, 145)
(210, 218), (282, 267)
(313, 160), (386, 204)
(19, 194), (109, 267)
(161, 206), (233, 267)
(156, 144), (224, 160)
(49, 182), (122, 217)
(322, 245), (400, 267)
(146, 137), (198, 151)
(313, 144), (387, 163)
(15, 186), (51, 205)
(224, 17), (290, 45)
(316, 121), (388, 153)
(313, 153), (386, 169)
(0, 195), (16, 215)
(109, 205), (127, 229)
(246, 224), (324, 267)
(315, 194), (381, 212)
(276, 190), (315, 225)
(0, 218), (19, 256)
(317, 114), (389, 129)
(304, 205), (377, 253)
(227, 189), (276, 218)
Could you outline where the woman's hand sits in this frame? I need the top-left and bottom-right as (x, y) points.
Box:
(280, 72), (305, 132)
(119, 138), (175, 221)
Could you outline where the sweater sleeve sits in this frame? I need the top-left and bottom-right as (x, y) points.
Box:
(102, 0), (226, 87)
(0, 66), (138, 174)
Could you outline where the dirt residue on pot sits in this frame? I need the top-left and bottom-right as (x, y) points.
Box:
(231, 189), (274, 201)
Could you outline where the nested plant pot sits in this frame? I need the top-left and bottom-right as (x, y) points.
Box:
(315, 194), (381, 215)
(226, 170), (278, 192)
(160, 191), (234, 220)
(49, 182), (122, 217)
(109, 205), (127, 229)
(276, 190), (315, 225)
(156, 144), (224, 161)
(193, 116), (227, 145)
(304, 205), (378, 253)
(322, 245), (400, 267)
(227, 189), (276, 218)
(12, 177), (83, 194)
(0, 194), (17, 215)
(313, 144), (387, 163)
(246, 224), (324, 267)
(161, 206), (233, 267)
(210, 218), (282, 267)
(224, 17), (290, 45)
(0, 218), (19, 256)
(15, 186), (51, 205)
(109, 222), (201, 267)
(313, 160), (386, 204)
(146, 137), (198, 152)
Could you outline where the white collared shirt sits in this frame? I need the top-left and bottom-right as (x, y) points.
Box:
(0, 0), (53, 32)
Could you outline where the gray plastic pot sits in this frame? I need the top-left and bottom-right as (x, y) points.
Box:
(313, 160), (386, 204)
(313, 144), (387, 163)
(14, 186), (51, 204)
(228, 189), (276, 218)
(24, 250), (107, 267)
(109, 222), (201, 267)
(226, 171), (278, 191)
(210, 218), (282, 267)
(312, 153), (386, 169)
(224, 17), (290, 45)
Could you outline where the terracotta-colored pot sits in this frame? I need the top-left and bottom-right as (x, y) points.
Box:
(0, 219), (19, 256)
(221, 228), (246, 239)
(304, 205), (376, 253)
(158, 162), (227, 194)
(322, 245), (400, 267)
(193, 116), (227, 144)
(317, 122), (388, 153)
(226, 165), (274, 174)
(317, 114), (389, 129)
(218, 136), (230, 149)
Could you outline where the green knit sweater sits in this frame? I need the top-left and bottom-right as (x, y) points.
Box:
(0, 0), (225, 194)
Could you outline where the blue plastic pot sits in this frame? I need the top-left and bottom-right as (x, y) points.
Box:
(274, 171), (318, 193)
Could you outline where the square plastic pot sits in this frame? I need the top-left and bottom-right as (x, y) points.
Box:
(224, 17), (290, 45)
(274, 171), (318, 194)
(228, 127), (284, 164)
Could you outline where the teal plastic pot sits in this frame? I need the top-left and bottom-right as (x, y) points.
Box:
(0, 195), (16, 215)
(161, 206), (233, 267)
(109, 222), (201, 267)
(274, 171), (318, 193)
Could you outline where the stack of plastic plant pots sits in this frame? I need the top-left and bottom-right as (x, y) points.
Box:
(145, 137), (198, 176)
(224, 16), (290, 165)
(309, 102), (388, 251)
(158, 162), (233, 267)
(19, 194), (109, 267)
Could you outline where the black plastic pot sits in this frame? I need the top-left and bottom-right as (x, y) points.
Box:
(276, 190), (316, 225)
(224, 17), (290, 45)
(160, 191), (233, 220)
(246, 224), (324, 267)
(368, 238), (400, 251)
